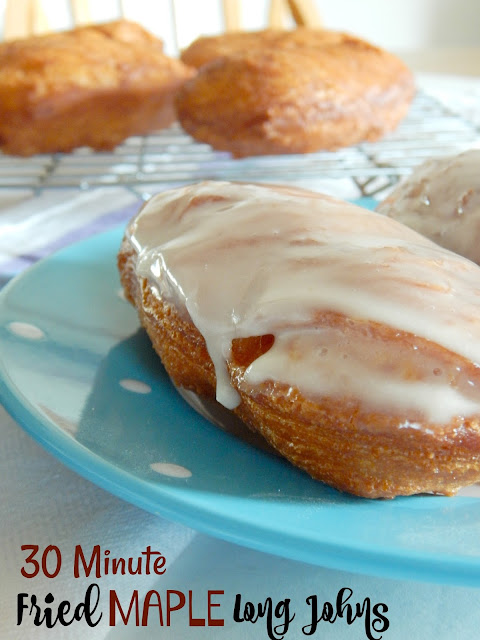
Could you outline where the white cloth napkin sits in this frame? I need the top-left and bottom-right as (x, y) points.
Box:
(3, 404), (480, 640)
(0, 406), (196, 640)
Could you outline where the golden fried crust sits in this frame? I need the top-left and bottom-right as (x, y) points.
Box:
(0, 20), (195, 156)
(176, 29), (415, 157)
(181, 28), (370, 68)
(118, 240), (480, 499)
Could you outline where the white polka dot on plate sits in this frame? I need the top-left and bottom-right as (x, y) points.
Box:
(7, 321), (45, 340)
(150, 462), (192, 478)
(119, 378), (152, 394)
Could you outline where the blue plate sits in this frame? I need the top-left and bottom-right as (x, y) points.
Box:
(2, 224), (480, 587)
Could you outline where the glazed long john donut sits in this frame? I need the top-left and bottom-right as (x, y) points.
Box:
(118, 181), (480, 498)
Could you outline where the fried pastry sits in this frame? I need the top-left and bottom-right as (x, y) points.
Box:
(376, 149), (480, 264)
(0, 20), (195, 156)
(176, 29), (415, 156)
(180, 28), (346, 68)
(118, 180), (480, 499)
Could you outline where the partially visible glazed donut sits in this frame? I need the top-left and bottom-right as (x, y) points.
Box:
(119, 180), (480, 499)
(376, 149), (480, 264)
(175, 29), (415, 156)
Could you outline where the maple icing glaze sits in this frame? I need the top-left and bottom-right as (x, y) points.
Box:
(127, 181), (480, 424)
(377, 149), (480, 264)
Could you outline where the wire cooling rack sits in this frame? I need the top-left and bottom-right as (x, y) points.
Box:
(0, 90), (479, 199)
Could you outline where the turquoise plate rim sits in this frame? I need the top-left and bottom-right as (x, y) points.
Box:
(1, 221), (480, 588)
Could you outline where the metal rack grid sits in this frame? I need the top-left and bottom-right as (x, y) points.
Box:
(0, 90), (479, 199)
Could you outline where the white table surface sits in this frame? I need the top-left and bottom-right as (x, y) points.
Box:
(2, 66), (480, 640)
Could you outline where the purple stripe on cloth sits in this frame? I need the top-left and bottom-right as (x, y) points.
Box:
(0, 200), (142, 288)
(30, 200), (141, 260)
(0, 255), (41, 280)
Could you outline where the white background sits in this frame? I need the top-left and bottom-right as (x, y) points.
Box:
(1, 0), (480, 56)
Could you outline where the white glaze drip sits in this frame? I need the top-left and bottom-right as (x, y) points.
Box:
(127, 181), (480, 423)
(242, 329), (480, 424)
